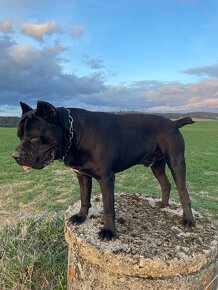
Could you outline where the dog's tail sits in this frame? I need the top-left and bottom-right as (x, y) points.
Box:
(173, 117), (195, 128)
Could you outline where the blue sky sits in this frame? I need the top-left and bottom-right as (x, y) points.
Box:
(0, 0), (218, 115)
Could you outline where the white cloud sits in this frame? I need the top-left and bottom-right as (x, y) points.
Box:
(78, 78), (218, 113)
(0, 20), (13, 33)
(8, 43), (39, 65)
(83, 55), (105, 69)
(0, 35), (218, 115)
(0, 37), (105, 111)
(182, 63), (218, 77)
(70, 24), (84, 38)
(20, 21), (61, 41)
(0, 104), (20, 116)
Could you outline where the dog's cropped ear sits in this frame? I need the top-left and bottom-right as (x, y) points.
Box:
(20, 102), (33, 115)
(36, 101), (57, 122)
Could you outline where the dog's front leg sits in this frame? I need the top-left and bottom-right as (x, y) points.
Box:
(98, 173), (116, 241)
(69, 174), (92, 225)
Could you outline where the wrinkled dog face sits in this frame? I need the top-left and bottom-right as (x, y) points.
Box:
(13, 101), (65, 170)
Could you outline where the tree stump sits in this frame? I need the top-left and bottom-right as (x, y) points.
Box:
(65, 193), (218, 290)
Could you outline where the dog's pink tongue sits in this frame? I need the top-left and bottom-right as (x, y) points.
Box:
(23, 166), (30, 171)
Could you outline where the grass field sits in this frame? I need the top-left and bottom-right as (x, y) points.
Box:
(0, 121), (218, 289)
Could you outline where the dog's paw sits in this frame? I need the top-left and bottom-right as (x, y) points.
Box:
(98, 229), (116, 241)
(182, 217), (195, 227)
(156, 201), (169, 208)
(69, 214), (86, 225)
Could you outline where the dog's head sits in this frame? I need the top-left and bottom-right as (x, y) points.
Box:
(13, 101), (66, 170)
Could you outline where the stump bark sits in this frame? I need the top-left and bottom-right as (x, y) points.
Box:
(65, 193), (218, 290)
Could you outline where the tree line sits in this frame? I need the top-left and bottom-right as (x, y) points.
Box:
(0, 117), (20, 127)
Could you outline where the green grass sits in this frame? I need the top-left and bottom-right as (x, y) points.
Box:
(0, 121), (218, 289)
(0, 216), (67, 290)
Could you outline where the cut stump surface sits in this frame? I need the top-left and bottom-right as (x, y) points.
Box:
(65, 193), (218, 290)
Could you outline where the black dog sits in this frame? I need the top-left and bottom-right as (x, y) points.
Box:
(13, 101), (195, 240)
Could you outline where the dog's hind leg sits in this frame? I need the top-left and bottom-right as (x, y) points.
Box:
(151, 159), (171, 207)
(166, 148), (195, 227)
(70, 174), (92, 224)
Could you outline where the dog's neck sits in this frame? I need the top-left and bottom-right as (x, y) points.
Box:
(57, 107), (74, 161)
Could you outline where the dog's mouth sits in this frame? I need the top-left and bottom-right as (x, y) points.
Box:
(23, 151), (56, 171)
(43, 152), (55, 167)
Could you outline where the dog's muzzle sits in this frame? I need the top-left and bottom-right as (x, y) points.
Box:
(12, 150), (25, 163)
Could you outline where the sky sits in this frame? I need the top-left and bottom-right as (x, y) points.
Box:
(0, 0), (218, 116)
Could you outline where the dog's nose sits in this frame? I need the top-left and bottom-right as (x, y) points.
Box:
(12, 151), (21, 160)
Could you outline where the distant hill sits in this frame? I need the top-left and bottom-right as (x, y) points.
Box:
(115, 111), (218, 120)
(0, 116), (20, 127)
(158, 112), (218, 120)
(0, 112), (217, 127)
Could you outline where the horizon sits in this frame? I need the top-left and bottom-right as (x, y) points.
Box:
(0, 0), (218, 116)
(1, 109), (218, 118)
